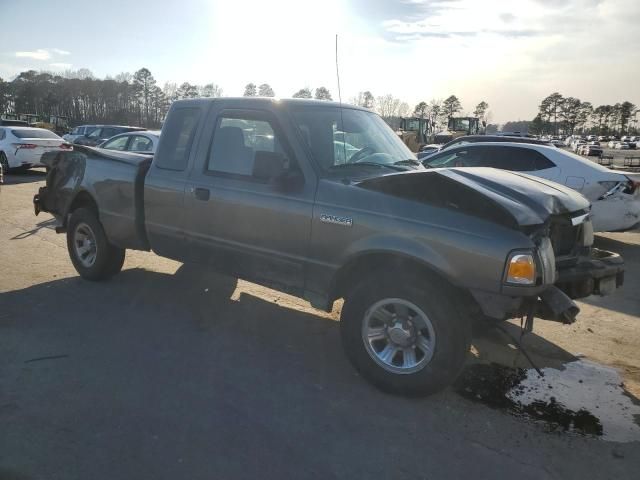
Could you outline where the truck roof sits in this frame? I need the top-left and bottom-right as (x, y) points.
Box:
(171, 97), (370, 112)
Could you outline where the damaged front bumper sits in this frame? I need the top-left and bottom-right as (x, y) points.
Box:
(555, 248), (624, 299)
(472, 248), (624, 323)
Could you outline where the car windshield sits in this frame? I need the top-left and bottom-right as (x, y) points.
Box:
(290, 106), (416, 171)
(11, 128), (61, 139)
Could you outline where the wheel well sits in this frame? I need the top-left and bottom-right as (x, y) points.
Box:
(67, 191), (98, 220)
(331, 252), (481, 321)
(331, 252), (455, 302)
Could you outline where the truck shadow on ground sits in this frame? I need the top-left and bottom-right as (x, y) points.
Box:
(3, 263), (638, 447)
(9, 218), (57, 240)
(1, 169), (46, 185)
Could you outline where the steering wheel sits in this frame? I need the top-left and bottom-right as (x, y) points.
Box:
(348, 146), (376, 164)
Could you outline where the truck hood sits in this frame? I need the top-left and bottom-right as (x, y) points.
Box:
(357, 167), (590, 228)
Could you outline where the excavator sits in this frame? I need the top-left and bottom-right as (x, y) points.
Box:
(398, 116), (485, 153)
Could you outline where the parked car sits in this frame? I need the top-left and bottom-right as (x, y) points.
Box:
(423, 142), (640, 232)
(34, 98), (624, 396)
(98, 130), (160, 154)
(615, 142), (630, 150)
(550, 139), (564, 147)
(73, 125), (145, 146)
(438, 135), (552, 152)
(578, 143), (603, 156)
(0, 126), (72, 171)
(416, 144), (441, 159)
(598, 136), (607, 141)
(63, 125), (97, 143)
(572, 140), (587, 152)
(586, 135), (596, 141)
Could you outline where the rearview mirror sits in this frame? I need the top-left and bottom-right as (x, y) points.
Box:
(253, 151), (286, 180)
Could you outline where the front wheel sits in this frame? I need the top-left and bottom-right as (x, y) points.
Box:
(340, 272), (471, 396)
(66, 208), (125, 280)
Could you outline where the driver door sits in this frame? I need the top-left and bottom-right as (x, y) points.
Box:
(185, 108), (317, 293)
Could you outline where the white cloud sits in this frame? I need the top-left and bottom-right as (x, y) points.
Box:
(52, 48), (71, 55)
(15, 49), (51, 60)
(49, 62), (72, 70)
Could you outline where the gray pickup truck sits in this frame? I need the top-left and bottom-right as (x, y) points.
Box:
(33, 98), (624, 395)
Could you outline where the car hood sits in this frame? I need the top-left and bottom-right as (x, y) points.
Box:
(357, 167), (590, 228)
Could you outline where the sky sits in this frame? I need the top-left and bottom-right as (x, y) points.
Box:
(1, 0), (638, 123)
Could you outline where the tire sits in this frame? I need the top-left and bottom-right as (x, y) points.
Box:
(66, 207), (125, 280)
(340, 271), (471, 396)
(0, 152), (9, 174)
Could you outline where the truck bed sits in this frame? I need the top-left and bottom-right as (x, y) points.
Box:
(36, 145), (152, 250)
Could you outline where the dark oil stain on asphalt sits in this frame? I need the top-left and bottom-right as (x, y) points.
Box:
(453, 360), (640, 442)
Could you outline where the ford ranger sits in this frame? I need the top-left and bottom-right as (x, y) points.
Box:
(33, 98), (624, 395)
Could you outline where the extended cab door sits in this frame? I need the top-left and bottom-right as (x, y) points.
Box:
(144, 104), (207, 261)
(184, 105), (317, 293)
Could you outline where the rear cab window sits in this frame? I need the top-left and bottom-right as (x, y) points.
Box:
(155, 107), (202, 170)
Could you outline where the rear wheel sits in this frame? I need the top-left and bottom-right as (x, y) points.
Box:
(67, 208), (125, 280)
(0, 152), (9, 174)
(340, 271), (471, 396)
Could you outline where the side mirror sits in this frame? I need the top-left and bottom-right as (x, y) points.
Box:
(253, 151), (286, 180)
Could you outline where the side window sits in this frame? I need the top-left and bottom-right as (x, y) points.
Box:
(207, 115), (284, 178)
(102, 135), (129, 151)
(482, 147), (537, 171)
(426, 148), (484, 168)
(155, 107), (201, 171)
(101, 128), (118, 139)
(530, 150), (556, 170)
(87, 128), (102, 139)
(129, 136), (153, 152)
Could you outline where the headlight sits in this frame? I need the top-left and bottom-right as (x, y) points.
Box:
(504, 252), (536, 285)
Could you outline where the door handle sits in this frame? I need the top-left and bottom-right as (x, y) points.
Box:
(194, 187), (210, 201)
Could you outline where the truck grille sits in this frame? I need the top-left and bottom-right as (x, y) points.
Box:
(549, 218), (580, 259)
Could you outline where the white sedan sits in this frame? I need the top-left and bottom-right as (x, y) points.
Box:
(0, 127), (72, 171)
(423, 142), (640, 232)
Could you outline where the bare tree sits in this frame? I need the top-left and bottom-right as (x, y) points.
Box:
(352, 91), (375, 109)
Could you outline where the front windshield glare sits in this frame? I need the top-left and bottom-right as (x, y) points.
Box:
(291, 106), (416, 170)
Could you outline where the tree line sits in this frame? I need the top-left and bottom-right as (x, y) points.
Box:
(529, 92), (637, 135)
(0, 67), (492, 133)
(0, 68), (340, 129)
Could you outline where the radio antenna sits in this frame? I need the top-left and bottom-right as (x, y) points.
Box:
(335, 34), (343, 104)
(335, 34), (347, 165)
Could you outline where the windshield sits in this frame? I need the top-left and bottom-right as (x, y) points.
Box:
(290, 106), (416, 171)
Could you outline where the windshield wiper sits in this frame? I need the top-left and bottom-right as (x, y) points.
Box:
(329, 162), (405, 172)
(393, 159), (421, 166)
